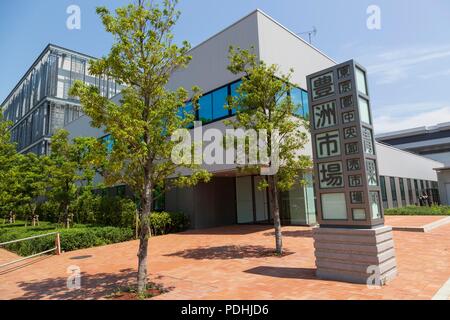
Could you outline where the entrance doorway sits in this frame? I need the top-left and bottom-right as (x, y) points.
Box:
(235, 174), (316, 226)
(236, 176), (270, 224)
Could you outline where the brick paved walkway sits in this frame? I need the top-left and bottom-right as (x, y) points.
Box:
(0, 220), (449, 300)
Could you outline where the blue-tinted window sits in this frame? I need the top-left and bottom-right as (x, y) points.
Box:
(302, 90), (310, 118)
(230, 80), (242, 115)
(290, 87), (303, 117)
(101, 135), (114, 153)
(199, 94), (213, 123)
(212, 86), (229, 119)
(178, 101), (194, 120)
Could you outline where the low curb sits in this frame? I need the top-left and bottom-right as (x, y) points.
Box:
(392, 216), (450, 233)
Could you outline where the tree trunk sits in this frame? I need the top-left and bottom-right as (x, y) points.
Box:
(64, 203), (70, 229)
(135, 209), (139, 240)
(137, 180), (153, 294)
(31, 205), (37, 227)
(268, 175), (283, 255)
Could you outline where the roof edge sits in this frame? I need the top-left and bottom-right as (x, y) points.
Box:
(254, 8), (336, 64)
(186, 8), (336, 65)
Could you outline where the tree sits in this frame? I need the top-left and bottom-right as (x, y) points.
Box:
(0, 113), (19, 223)
(70, 0), (211, 294)
(15, 153), (48, 226)
(47, 130), (106, 228)
(226, 47), (312, 254)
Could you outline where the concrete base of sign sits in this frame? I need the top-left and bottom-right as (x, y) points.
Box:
(312, 226), (398, 285)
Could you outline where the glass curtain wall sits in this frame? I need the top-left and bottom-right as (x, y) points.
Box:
(2, 46), (125, 154)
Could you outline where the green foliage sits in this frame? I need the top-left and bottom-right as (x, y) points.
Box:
(225, 46), (312, 192)
(36, 201), (60, 223)
(37, 194), (137, 229)
(149, 211), (189, 235)
(46, 130), (106, 227)
(0, 221), (133, 257)
(96, 196), (137, 228)
(69, 0), (212, 293)
(69, 0), (211, 215)
(0, 113), (21, 219)
(385, 205), (450, 216)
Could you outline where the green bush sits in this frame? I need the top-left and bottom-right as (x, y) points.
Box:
(36, 194), (137, 229)
(0, 222), (134, 257)
(37, 201), (61, 223)
(385, 205), (450, 216)
(96, 196), (136, 228)
(149, 212), (190, 236)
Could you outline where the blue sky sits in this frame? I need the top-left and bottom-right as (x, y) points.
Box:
(1, 0), (450, 133)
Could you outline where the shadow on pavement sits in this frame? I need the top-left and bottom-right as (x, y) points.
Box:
(13, 268), (140, 300)
(165, 245), (293, 260)
(244, 266), (317, 280)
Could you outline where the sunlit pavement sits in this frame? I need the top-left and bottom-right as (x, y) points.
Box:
(0, 216), (449, 300)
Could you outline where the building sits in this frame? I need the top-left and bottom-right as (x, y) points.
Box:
(376, 122), (450, 166)
(0, 44), (123, 155)
(63, 10), (444, 229)
(435, 167), (450, 205)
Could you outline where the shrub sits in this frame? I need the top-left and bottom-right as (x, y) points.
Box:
(385, 205), (450, 216)
(149, 212), (190, 236)
(96, 196), (137, 228)
(34, 194), (137, 228)
(37, 201), (60, 223)
(0, 222), (134, 257)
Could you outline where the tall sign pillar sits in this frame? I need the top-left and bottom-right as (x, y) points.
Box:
(307, 60), (397, 285)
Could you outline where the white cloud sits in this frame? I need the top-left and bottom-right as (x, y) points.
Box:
(363, 45), (450, 85)
(419, 68), (450, 80)
(374, 105), (450, 134)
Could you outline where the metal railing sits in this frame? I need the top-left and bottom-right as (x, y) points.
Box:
(0, 232), (61, 269)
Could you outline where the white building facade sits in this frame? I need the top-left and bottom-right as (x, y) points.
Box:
(64, 10), (444, 228)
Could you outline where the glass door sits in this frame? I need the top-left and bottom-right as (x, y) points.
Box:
(236, 176), (254, 224)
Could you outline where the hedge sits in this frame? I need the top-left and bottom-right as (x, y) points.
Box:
(0, 222), (134, 257)
(385, 205), (450, 216)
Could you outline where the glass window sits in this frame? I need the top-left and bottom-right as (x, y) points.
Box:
(358, 97), (372, 125)
(230, 80), (242, 114)
(290, 87), (303, 117)
(380, 176), (388, 202)
(420, 180), (425, 191)
(302, 90), (310, 118)
(212, 86), (229, 119)
(407, 179), (413, 204)
(390, 177), (398, 202)
(355, 67), (368, 95)
(414, 179), (419, 197)
(179, 101), (194, 120)
(236, 176), (254, 224)
(199, 94), (213, 123)
(399, 178), (406, 206)
(101, 135), (114, 153)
